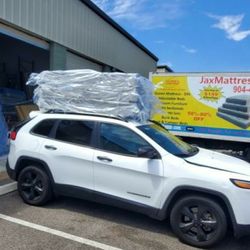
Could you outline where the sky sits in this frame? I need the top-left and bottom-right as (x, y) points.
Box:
(92, 0), (250, 73)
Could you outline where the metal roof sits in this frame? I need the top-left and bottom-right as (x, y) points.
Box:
(157, 65), (174, 72)
(80, 0), (158, 62)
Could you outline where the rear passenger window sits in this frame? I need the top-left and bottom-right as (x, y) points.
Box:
(32, 119), (56, 137)
(55, 120), (94, 146)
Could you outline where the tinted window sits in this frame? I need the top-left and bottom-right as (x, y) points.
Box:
(99, 123), (150, 156)
(55, 120), (94, 146)
(32, 119), (56, 137)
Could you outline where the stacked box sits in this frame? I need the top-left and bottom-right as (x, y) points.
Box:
(27, 70), (159, 123)
(217, 95), (250, 129)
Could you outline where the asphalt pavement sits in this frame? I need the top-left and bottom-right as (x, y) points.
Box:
(0, 192), (250, 250)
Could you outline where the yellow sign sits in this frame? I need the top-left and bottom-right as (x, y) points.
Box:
(151, 74), (250, 139)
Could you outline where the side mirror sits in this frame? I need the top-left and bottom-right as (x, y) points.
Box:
(137, 146), (159, 159)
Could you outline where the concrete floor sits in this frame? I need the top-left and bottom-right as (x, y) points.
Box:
(0, 157), (7, 172)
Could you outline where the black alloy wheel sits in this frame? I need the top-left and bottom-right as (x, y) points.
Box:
(18, 166), (52, 206)
(170, 196), (227, 248)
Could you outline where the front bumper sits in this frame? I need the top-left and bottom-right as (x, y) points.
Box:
(6, 159), (17, 180)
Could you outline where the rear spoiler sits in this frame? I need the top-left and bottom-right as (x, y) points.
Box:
(29, 111), (42, 118)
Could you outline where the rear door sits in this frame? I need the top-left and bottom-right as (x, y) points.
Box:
(37, 119), (95, 190)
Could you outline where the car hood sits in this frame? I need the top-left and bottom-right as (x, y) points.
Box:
(185, 147), (250, 176)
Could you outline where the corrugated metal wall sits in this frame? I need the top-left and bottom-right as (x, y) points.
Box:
(66, 52), (102, 71)
(0, 0), (156, 77)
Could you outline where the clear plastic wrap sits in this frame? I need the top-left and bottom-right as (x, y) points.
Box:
(27, 70), (159, 123)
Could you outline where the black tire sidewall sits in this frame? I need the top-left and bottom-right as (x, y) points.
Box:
(170, 196), (227, 248)
(18, 166), (52, 206)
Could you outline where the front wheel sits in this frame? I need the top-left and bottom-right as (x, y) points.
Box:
(170, 195), (227, 248)
(18, 166), (52, 206)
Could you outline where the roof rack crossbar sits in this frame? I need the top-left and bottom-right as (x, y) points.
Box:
(45, 110), (128, 122)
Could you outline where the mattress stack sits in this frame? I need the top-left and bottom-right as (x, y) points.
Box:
(217, 95), (250, 129)
(27, 70), (159, 123)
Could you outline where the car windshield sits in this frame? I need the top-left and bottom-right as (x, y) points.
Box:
(138, 123), (198, 157)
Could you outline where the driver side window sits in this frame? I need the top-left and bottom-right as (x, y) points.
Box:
(99, 123), (151, 156)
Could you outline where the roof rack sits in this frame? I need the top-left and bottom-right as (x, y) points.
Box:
(45, 110), (128, 122)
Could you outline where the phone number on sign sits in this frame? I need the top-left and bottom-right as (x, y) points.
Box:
(233, 86), (250, 93)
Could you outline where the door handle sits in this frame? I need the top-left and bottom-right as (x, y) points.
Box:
(45, 145), (57, 150)
(97, 156), (112, 162)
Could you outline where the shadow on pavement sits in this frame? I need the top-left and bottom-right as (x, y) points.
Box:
(46, 196), (250, 250)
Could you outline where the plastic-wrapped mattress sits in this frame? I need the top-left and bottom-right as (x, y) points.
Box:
(27, 70), (159, 123)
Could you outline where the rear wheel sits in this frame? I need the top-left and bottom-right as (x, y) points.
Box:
(170, 195), (227, 248)
(18, 166), (52, 206)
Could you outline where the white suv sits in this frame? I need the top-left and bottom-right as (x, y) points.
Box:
(6, 112), (250, 248)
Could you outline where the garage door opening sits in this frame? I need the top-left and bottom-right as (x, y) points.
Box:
(0, 32), (49, 129)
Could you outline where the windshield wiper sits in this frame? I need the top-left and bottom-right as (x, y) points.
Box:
(175, 148), (199, 158)
(188, 147), (199, 156)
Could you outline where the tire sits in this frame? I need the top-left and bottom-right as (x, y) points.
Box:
(170, 195), (227, 248)
(18, 166), (52, 206)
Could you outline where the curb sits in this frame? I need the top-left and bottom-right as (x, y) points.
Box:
(0, 182), (17, 196)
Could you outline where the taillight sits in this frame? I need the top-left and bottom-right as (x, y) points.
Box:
(9, 131), (17, 140)
(8, 118), (32, 141)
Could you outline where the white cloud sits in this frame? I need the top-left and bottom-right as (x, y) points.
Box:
(209, 14), (250, 41)
(181, 45), (197, 54)
(92, 0), (110, 11)
(92, 0), (189, 30)
(107, 0), (141, 19)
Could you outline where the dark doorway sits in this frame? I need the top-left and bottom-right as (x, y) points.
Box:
(0, 32), (49, 128)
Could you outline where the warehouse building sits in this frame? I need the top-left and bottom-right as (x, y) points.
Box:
(0, 0), (158, 128)
(156, 65), (173, 73)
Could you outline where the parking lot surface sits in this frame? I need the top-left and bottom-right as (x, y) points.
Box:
(0, 191), (250, 250)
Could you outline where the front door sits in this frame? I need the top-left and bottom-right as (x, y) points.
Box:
(93, 122), (164, 208)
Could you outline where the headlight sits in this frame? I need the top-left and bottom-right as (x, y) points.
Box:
(230, 179), (250, 189)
